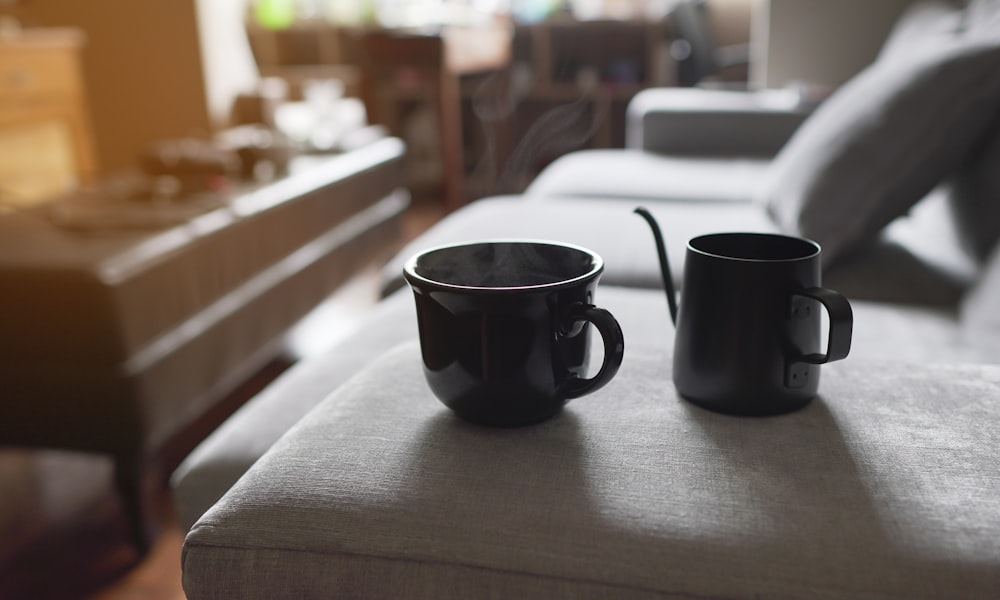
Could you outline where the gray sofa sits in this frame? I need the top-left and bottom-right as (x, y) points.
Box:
(175, 2), (1000, 597)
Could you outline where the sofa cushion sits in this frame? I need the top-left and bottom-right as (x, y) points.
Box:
(966, 0), (1000, 36)
(824, 182), (979, 307)
(625, 87), (811, 156)
(876, 0), (965, 61)
(924, 0), (1000, 265)
(962, 242), (1000, 342)
(948, 119), (1000, 263)
(182, 341), (1000, 599)
(170, 289), (418, 531)
(172, 283), (987, 534)
(763, 31), (1000, 265)
(524, 149), (770, 203)
(171, 286), (688, 532)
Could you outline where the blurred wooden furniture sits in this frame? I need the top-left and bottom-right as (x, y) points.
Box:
(359, 25), (511, 210)
(246, 22), (512, 211)
(0, 137), (407, 558)
(0, 27), (96, 207)
(245, 20), (364, 100)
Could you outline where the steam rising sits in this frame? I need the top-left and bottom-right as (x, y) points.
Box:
(467, 68), (607, 194)
(416, 242), (594, 288)
(499, 96), (606, 193)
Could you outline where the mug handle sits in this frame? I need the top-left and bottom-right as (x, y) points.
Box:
(792, 287), (853, 364)
(560, 304), (625, 399)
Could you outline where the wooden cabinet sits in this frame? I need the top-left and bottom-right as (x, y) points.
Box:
(359, 26), (512, 210)
(246, 21), (512, 211)
(0, 28), (96, 208)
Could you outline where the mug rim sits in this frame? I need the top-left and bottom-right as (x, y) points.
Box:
(687, 232), (821, 263)
(403, 239), (604, 292)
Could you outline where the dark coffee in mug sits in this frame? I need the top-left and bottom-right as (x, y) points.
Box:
(403, 240), (625, 427)
(673, 232), (852, 416)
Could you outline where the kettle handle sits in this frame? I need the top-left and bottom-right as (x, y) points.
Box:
(634, 207), (679, 326)
(791, 287), (853, 364)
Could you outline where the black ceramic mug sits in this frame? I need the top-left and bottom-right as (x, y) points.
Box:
(673, 232), (853, 416)
(403, 240), (625, 427)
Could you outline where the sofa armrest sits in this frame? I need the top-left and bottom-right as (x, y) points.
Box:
(627, 87), (814, 157)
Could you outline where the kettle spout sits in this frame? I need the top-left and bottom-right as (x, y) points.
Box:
(634, 207), (679, 326)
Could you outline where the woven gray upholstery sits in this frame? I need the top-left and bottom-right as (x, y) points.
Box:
(182, 340), (1000, 599)
(172, 283), (991, 534)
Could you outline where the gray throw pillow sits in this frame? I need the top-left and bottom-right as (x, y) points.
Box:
(763, 38), (1000, 265)
(877, 0), (965, 62)
(966, 0), (1000, 37)
(962, 240), (1000, 334)
(948, 120), (1000, 262)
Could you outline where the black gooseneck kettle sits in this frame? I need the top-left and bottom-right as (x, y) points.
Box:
(633, 206), (853, 416)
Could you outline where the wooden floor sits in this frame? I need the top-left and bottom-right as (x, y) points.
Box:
(0, 481), (189, 600)
(0, 200), (446, 600)
(0, 356), (290, 600)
